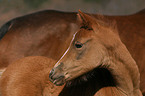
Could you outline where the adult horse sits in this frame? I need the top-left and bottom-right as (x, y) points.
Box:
(0, 10), (78, 73)
(0, 9), (145, 95)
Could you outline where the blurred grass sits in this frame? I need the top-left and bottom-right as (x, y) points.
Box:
(84, 0), (102, 3)
(0, 0), (51, 26)
(0, 0), (50, 13)
(24, 0), (50, 9)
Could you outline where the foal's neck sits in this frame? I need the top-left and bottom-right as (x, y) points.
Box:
(105, 43), (142, 95)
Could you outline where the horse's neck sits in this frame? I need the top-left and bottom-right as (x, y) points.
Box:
(94, 87), (127, 96)
(105, 44), (141, 96)
(43, 82), (64, 96)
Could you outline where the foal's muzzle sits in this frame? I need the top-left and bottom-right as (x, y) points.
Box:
(49, 63), (65, 86)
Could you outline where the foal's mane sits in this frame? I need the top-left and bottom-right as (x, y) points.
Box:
(78, 13), (118, 34)
(92, 14), (117, 29)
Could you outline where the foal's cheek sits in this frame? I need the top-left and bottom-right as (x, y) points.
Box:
(76, 50), (85, 60)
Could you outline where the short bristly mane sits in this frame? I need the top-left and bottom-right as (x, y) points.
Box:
(78, 13), (118, 32)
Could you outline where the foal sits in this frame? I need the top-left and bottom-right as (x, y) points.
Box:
(49, 11), (142, 96)
(0, 56), (64, 96)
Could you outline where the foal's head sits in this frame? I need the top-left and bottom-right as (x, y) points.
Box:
(49, 10), (121, 86)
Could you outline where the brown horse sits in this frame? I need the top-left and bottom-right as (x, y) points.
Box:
(0, 10), (145, 95)
(0, 10), (78, 69)
(49, 11), (143, 96)
(0, 56), (64, 96)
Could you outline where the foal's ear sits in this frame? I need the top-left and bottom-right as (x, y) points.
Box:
(77, 10), (95, 30)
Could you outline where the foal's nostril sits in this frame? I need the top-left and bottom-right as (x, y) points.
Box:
(49, 68), (54, 75)
(49, 68), (55, 79)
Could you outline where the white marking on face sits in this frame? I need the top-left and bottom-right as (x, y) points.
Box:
(53, 32), (78, 68)
(0, 68), (6, 78)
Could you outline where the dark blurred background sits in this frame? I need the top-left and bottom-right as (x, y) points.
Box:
(0, 0), (145, 26)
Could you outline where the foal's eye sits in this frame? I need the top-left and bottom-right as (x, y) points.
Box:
(75, 41), (83, 48)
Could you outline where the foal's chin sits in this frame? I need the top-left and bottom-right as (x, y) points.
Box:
(50, 75), (66, 86)
(49, 64), (97, 86)
(50, 72), (88, 86)
(53, 70), (93, 87)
